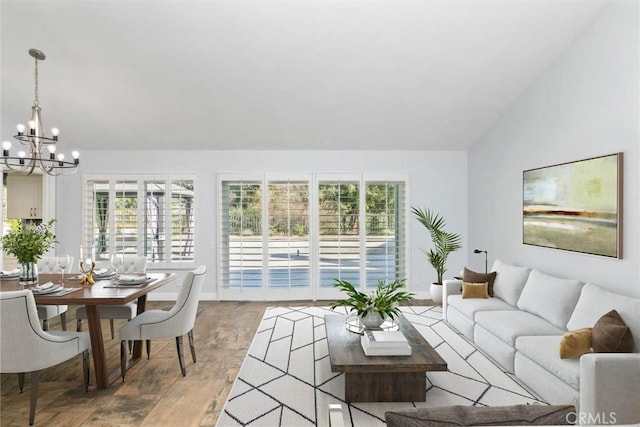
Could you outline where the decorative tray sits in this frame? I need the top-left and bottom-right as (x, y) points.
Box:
(344, 314), (400, 335)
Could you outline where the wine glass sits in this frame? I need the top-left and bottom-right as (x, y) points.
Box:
(111, 253), (124, 275)
(56, 255), (70, 284)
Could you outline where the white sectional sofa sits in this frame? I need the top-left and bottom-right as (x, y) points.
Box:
(442, 259), (640, 425)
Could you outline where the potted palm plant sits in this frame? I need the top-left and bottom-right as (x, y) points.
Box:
(330, 279), (415, 329)
(2, 219), (57, 284)
(411, 207), (462, 304)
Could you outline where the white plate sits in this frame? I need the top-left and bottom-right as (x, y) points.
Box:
(115, 277), (152, 286)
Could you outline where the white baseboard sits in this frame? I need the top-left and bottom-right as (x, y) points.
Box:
(148, 291), (218, 301)
(148, 291), (431, 302)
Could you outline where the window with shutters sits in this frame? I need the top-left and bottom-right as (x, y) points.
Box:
(365, 182), (405, 286)
(220, 181), (263, 288)
(318, 181), (361, 287)
(219, 174), (406, 294)
(268, 182), (310, 288)
(82, 175), (195, 268)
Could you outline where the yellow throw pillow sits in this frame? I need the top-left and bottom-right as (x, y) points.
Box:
(559, 327), (593, 359)
(462, 282), (489, 299)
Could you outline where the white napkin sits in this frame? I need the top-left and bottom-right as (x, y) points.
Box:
(35, 281), (55, 290)
(1, 268), (20, 276)
(94, 268), (109, 276)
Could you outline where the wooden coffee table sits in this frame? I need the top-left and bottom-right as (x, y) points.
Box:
(325, 314), (447, 402)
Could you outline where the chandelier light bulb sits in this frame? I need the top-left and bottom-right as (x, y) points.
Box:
(72, 150), (79, 159)
(16, 124), (26, 133)
(48, 144), (56, 159)
(57, 153), (65, 161)
(51, 128), (59, 136)
(2, 141), (10, 157)
(18, 151), (26, 158)
(28, 120), (36, 129)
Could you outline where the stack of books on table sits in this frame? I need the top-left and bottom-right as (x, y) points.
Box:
(360, 329), (412, 356)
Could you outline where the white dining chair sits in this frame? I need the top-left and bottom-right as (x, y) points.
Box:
(0, 290), (90, 426)
(36, 255), (74, 331)
(119, 265), (207, 379)
(76, 255), (148, 339)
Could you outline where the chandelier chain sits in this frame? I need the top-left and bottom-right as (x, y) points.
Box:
(33, 56), (40, 107)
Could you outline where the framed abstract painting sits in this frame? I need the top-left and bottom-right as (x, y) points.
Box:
(523, 153), (623, 258)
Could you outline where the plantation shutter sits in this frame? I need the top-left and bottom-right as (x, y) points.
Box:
(144, 180), (166, 263)
(365, 181), (406, 286)
(83, 174), (196, 269)
(220, 180), (263, 289)
(114, 180), (138, 255)
(318, 181), (360, 287)
(169, 179), (195, 264)
(82, 178), (110, 261)
(267, 182), (310, 288)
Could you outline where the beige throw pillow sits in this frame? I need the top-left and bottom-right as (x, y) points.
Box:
(463, 267), (497, 297)
(462, 282), (489, 299)
(559, 327), (592, 359)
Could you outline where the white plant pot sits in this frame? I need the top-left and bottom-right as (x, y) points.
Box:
(360, 312), (385, 329)
(430, 283), (443, 305)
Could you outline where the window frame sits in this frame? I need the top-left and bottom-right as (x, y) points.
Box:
(218, 172), (409, 300)
(82, 173), (197, 269)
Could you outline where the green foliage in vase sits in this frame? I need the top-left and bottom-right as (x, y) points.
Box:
(330, 279), (415, 320)
(1, 219), (57, 264)
(411, 207), (462, 285)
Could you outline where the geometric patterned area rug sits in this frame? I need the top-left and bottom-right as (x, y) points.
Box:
(216, 306), (545, 426)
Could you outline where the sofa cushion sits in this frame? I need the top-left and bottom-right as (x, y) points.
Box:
(566, 283), (640, 352)
(462, 282), (489, 298)
(463, 267), (497, 297)
(475, 311), (565, 346)
(385, 404), (575, 426)
(491, 260), (532, 306)
(516, 270), (583, 329)
(516, 335), (581, 390)
(559, 327), (592, 359)
(447, 294), (516, 320)
(592, 310), (634, 353)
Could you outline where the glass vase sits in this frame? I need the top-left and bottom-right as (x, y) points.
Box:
(19, 262), (39, 285)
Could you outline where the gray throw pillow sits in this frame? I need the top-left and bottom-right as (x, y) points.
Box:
(385, 404), (576, 426)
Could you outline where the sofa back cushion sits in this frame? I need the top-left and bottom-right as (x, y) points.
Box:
(490, 259), (531, 306)
(567, 283), (640, 352)
(517, 269), (584, 329)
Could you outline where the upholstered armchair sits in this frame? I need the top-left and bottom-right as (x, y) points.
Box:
(0, 290), (90, 425)
(119, 265), (207, 379)
(76, 255), (148, 339)
(36, 255), (74, 330)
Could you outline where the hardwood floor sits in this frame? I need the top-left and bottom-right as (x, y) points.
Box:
(0, 299), (432, 426)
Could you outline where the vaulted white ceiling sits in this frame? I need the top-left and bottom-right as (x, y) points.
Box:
(1, 0), (606, 151)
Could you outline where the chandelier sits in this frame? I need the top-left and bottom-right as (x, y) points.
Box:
(2, 48), (79, 175)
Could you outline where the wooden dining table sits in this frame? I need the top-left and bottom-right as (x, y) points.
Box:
(0, 272), (177, 389)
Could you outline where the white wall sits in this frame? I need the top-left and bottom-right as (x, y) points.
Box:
(55, 150), (467, 300)
(468, 1), (639, 297)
